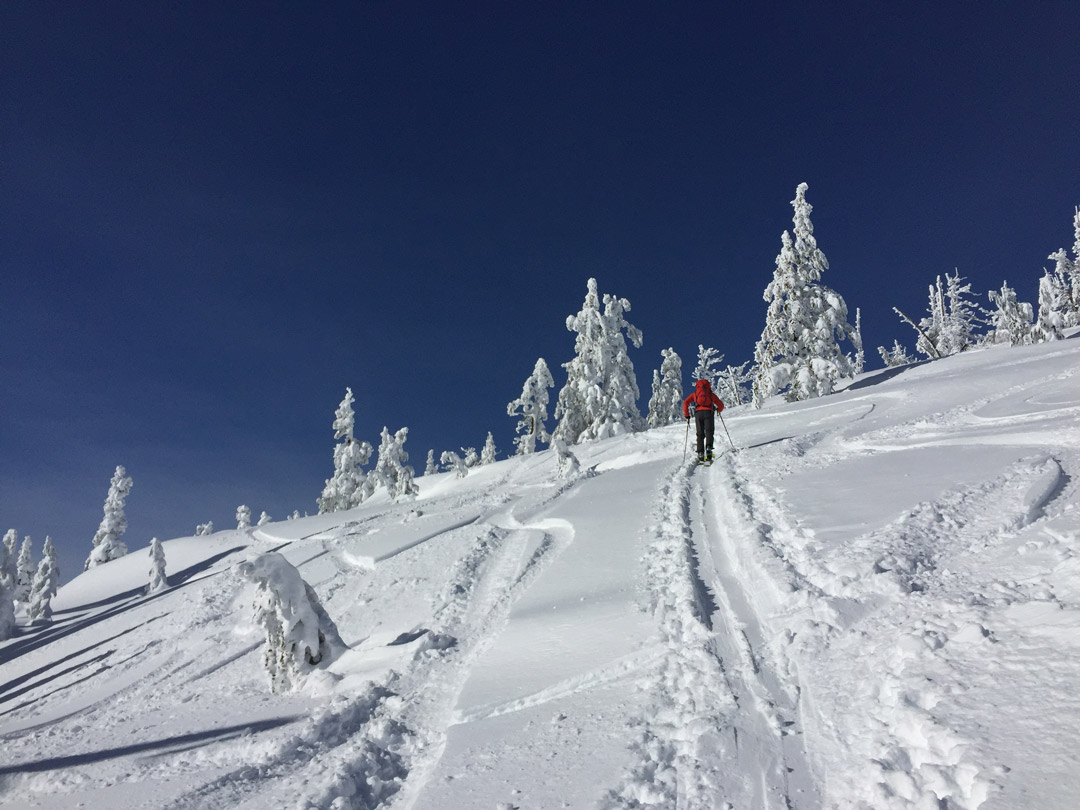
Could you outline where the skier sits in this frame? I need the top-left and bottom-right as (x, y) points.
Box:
(683, 379), (725, 463)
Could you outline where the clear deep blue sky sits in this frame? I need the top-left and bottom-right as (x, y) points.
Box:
(2, 2), (1078, 582)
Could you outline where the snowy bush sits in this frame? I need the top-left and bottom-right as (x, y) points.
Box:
(258, 511), (271, 526)
(238, 552), (345, 693)
(236, 505), (252, 530)
(85, 465), (133, 570)
(440, 450), (468, 478)
(554, 436), (581, 479)
(508, 357), (555, 455)
(554, 278), (645, 444)
(372, 426), (419, 500)
(318, 387), (375, 513)
(895, 271), (983, 359)
(195, 521), (214, 536)
(147, 538), (168, 594)
(28, 538), (60, 621)
(1032, 271), (1066, 343)
(752, 184), (858, 406)
(647, 348), (683, 428)
(481, 432), (497, 465)
(878, 340), (915, 368)
(425, 449), (438, 476)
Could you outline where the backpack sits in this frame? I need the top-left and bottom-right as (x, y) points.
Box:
(694, 379), (713, 410)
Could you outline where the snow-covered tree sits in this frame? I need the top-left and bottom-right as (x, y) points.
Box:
(647, 348), (684, 428)
(195, 521), (214, 536)
(481, 432), (497, 465)
(318, 388), (375, 514)
(2, 529), (17, 586)
(716, 362), (753, 407)
(239, 552), (345, 693)
(554, 278), (645, 443)
(15, 536), (34, 602)
(372, 427), (419, 500)
(462, 447), (480, 468)
(554, 436), (580, 479)
(851, 308), (865, 375)
(27, 538), (60, 622)
(692, 345), (724, 389)
(986, 282), (1034, 346)
(0, 534), (16, 638)
(878, 340), (916, 368)
(897, 271), (983, 359)
(147, 538), (168, 594)
(1032, 271), (1066, 343)
(425, 449), (438, 476)
(258, 511), (271, 526)
(236, 505), (252, 530)
(752, 184), (858, 407)
(440, 450), (468, 478)
(508, 357), (555, 455)
(85, 465), (133, 570)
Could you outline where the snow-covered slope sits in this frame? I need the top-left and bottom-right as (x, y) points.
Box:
(3, 339), (1080, 810)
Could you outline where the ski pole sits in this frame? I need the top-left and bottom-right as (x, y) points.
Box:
(683, 417), (690, 462)
(719, 412), (737, 453)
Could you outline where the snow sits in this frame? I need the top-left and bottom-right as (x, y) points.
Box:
(3, 338), (1080, 809)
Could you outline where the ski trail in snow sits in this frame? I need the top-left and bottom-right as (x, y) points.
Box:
(602, 460), (739, 810)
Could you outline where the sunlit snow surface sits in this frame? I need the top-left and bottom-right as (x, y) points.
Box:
(3, 339), (1080, 810)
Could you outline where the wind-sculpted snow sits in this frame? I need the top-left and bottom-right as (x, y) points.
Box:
(3, 340), (1080, 809)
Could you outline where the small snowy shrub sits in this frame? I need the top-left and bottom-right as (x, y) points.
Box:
(195, 521), (214, 537)
(440, 451), (468, 479)
(147, 538), (168, 594)
(238, 552), (345, 693)
(554, 436), (580, 479)
(258, 511), (271, 526)
(878, 340), (915, 368)
(236, 505), (252, 530)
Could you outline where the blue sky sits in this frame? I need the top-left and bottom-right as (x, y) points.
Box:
(2, 2), (1078, 582)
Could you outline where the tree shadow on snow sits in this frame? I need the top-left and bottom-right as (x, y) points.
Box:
(0, 715), (303, 775)
(844, 359), (932, 392)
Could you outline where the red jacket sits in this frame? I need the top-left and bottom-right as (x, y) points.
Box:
(683, 379), (724, 419)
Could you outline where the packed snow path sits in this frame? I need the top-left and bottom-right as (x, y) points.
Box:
(3, 339), (1080, 809)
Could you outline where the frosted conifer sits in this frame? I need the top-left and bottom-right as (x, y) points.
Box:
(373, 427), (419, 500)
(239, 552), (345, 693)
(440, 450), (468, 478)
(28, 539), (59, 621)
(481, 432), (497, 465)
(2, 529), (17, 586)
(554, 436), (580, 479)
(318, 388), (374, 513)
(85, 465), (133, 570)
(554, 278), (645, 444)
(752, 184), (858, 407)
(462, 447), (480, 468)
(508, 358), (555, 455)
(0, 535), (16, 638)
(15, 536), (34, 602)
(987, 282), (1033, 346)
(236, 505), (252, 530)
(692, 345), (724, 390)
(195, 522), (214, 536)
(647, 348), (683, 428)
(851, 308), (865, 375)
(147, 538), (168, 594)
(717, 362), (752, 407)
(425, 449), (438, 476)
(1032, 271), (1066, 343)
(258, 511), (271, 526)
(877, 340), (915, 368)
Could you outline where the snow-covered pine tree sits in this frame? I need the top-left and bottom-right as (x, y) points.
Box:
(752, 184), (858, 407)
(84, 465), (133, 570)
(238, 552), (345, 693)
(716, 362), (752, 407)
(15, 535), (34, 602)
(2, 529), (17, 586)
(986, 282), (1034, 346)
(425, 449), (438, 476)
(27, 538), (60, 622)
(258, 511), (271, 526)
(236, 505), (252, 530)
(147, 538), (168, 594)
(372, 427), (419, 500)
(851, 308), (865, 375)
(318, 388), (374, 513)
(508, 357), (555, 455)
(195, 521), (214, 536)
(440, 450), (468, 478)
(0, 535), (15, 638)
(898, 271), (983, 359)
(554, 278), (645, 444)
(481, 432), (497, 465)
(692, 345), (724, 389)
(1032, 271), (1066, 343)
(462, 447), (480, 468)
(646, 348), (683, 429)
(877, 340), (915, 368)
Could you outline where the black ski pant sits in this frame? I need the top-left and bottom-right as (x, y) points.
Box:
(694, 409), (715, 456)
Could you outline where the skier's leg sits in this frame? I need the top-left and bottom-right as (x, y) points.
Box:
(704, 411), (715, 458)
(695, 410), (708, 459)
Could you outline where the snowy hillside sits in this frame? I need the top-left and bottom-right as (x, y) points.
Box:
(3, 339), (1080, 810)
